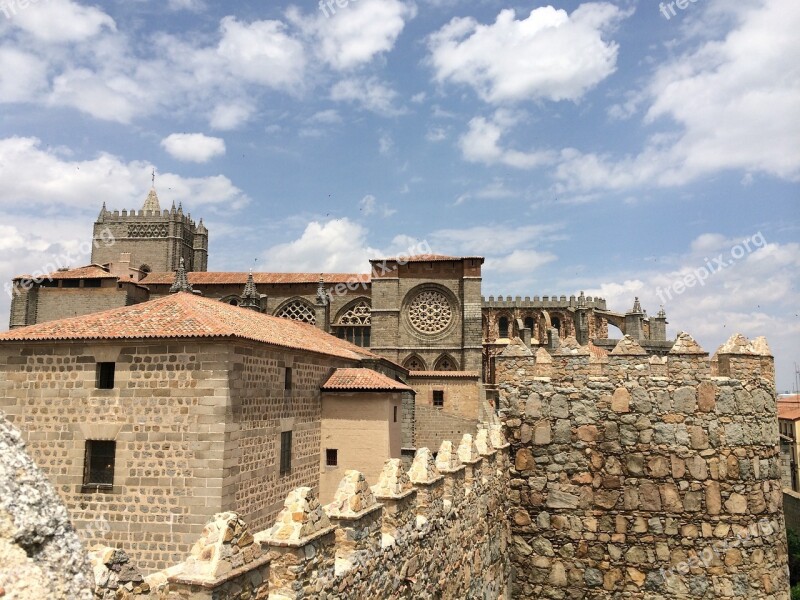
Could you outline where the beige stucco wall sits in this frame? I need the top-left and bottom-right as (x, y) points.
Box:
(319, 392), (402, 504)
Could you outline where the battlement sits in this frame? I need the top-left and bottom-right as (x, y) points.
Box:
(88, 428), (513, 599)
(482, 294), (608, 310)
(496, 332), (788, 599)
(97, 208), (199, 228)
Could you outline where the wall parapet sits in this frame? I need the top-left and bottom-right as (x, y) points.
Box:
(497, 332), (789, 599)
(91, 426), (512, 600)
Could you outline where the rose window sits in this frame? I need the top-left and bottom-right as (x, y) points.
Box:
(408, 291), (452, 334)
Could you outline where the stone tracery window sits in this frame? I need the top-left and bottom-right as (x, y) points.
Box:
(434, 355), (458, 371)
(408, 290), (453, 334)
(337, 300), (371, 325)
(403, 355), (426, 371)
(276, 299), (316, 325)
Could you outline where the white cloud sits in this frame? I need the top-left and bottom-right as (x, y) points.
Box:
(216, 17), (307, 91)
(260, 219), (380, 273)
(8, 0), (115, 43)
(426, 127), (447, 142)
(309, 109), (342, 124)
(161, 133), (226, 163)
(359, 194), (396, 218)
(167, 0), (206, 11)
(291, 0), (416, 71)
(210, 102), (255, 130)
(0, 47), (47, 102)
(0, 136), (248, 210)
(582, 232), (800, 391)
(460, 111), (556, 168)
(428, 3), (624, 104)
(331, 77), (405, 116)
(379, 133), (394, 155)
(484, 249), (557, 274)
(555, 0), (800, 192)
(431, 223), (565, 256)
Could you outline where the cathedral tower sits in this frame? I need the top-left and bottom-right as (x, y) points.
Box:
(91, 186), (208, 273)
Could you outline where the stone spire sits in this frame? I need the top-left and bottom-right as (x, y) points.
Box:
(239, 270), (261, 311)
(98, 202), (107, 220)
(170, 258), (193, 294)
(628, 297), (643, 314)
(142, 172), (161, 212)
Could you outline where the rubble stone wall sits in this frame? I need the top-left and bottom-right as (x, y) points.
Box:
(497, 335), (789, 599)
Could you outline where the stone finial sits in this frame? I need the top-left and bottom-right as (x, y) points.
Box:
(611, 335), (648, 356)
(750, 336), (772, 356)
(556, 335), (590, 356)
(142, 187), (161, 212)
(372, 458), (413, 498)
(457, 433), (481, 463)
(326, 470), (378, 518)
(239, 269), (261, 311)
(489, 424), (508, 449)
(196, 218), (207, 234)
(669, 331), (706, 354)
(627, 297), (643, 314)
(499, 337), (533, 357)
(475, 428), (495, 456)
(97, 202), (107, 220)
(89, 547), (147, 595)
(408, 448), (441, 485)
(656, 305), (667, 319)
(435, 440), (461, 472)
(578, 290), (586, 307)
(717, 333), (752, 354)
(183, 512), (259, 580)
(534, 347), (553, 364)
(265, 487), (331, 542)
(169, 258), (193, 294)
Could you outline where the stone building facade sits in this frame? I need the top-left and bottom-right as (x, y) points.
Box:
(0, 292), (406, 573)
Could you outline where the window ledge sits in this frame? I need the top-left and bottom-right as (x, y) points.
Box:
(80, 484), (118, 494)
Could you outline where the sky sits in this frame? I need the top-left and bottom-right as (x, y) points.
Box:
(0, 0), (797, 390)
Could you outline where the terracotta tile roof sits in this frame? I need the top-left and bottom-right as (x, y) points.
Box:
(0, 292), (379, 362)
(140, 272), (371, 286)
(14, 264), (117, 281)
(370, 254), (484, 263)
(407, 371), (481, 378)
(779, 405), (800, 421)
(321, 368), (413, 392)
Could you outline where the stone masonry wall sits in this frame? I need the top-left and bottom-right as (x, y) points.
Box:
(89, 427), (512, 600)
(497, 334), (789, 599)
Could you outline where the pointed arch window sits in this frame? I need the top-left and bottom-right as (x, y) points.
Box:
(434, 355), (458, 371)
(498, 316), (509, 338)
(333, 299), (371, 347)
(403, 355), (427, 372)
(276, 299), (316, 325)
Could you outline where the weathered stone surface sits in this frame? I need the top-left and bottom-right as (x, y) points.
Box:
(0, 411), (94, 600)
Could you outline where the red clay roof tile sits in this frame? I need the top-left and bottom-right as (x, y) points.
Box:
(0, 292), (378, 362)
(14, 264), (117, 281)
(322, 368), (413, 392)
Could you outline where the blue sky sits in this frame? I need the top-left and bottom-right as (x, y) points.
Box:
(0, 0), (797, 389)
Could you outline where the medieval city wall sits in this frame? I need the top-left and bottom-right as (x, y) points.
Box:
(496, 334), (789, 599)
(90, 431), (512, 600)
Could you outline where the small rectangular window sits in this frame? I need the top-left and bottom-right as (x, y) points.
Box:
(83, 440), (115, 487)
(433, 390), (444, 408)
(96, 362), (115, 389)
(393, 406), (398, 422)
(326, 448), (338, 467)
(284, 367), (292, 392)
(62, 279), (80, 288)
(280, 431), (293, 475)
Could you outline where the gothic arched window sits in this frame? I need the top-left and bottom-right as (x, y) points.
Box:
(434, 355), (458, 371)
(498, 317), (509, 338)
(333, 300), (371, 347)
(276, 299), (316, 325)
(403, 355), (427, 371)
